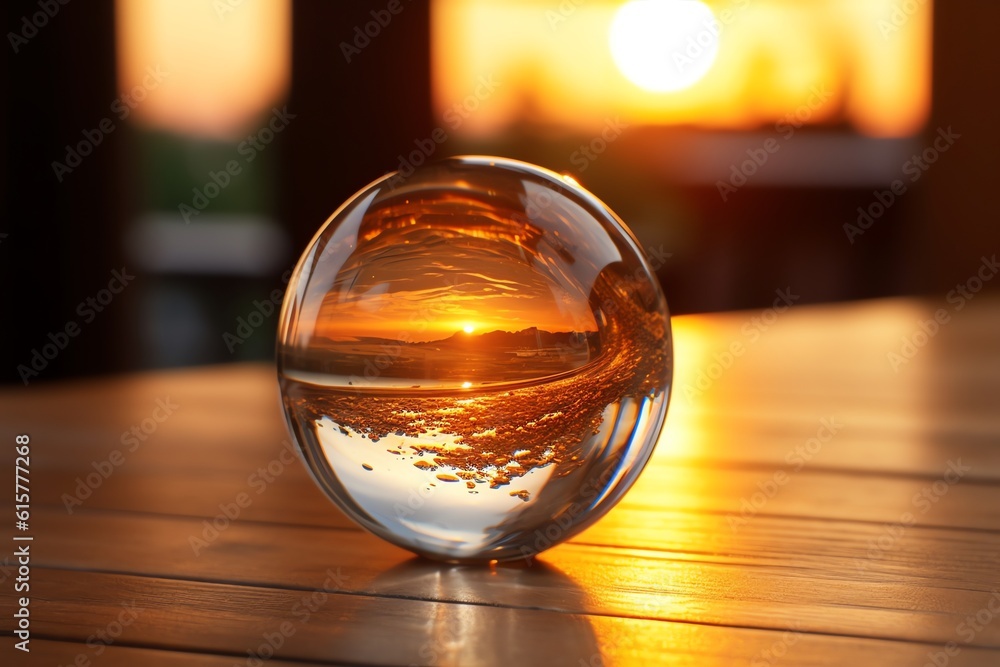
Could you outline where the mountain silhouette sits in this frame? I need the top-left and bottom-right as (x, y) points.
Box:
(429, 327), (590, 350)
(318, 327), (598, 352)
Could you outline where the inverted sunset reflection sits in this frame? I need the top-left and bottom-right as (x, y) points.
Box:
(310, 236), (598, 343)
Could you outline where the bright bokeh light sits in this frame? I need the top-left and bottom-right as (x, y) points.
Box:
(432, 0), (932, 137)
(116, 0), (291, 139)
(609, 0), (719, 93)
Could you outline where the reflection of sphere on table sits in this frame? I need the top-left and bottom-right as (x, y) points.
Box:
(334, 558), (602, 665)
(278, 156), (672, 562)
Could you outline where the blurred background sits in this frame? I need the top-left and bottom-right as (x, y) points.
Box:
(2, 0), (998, 384)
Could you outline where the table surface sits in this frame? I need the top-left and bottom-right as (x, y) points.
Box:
(2, 296), (999, 666)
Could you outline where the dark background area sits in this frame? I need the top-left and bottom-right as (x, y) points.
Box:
(2, 0), (998, 386)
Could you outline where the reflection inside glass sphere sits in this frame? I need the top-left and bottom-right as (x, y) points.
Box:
(278, 156), (672, 562)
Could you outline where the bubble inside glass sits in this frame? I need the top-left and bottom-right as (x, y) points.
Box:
(277, 156), (672, 563)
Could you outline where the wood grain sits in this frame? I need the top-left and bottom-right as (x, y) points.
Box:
(1, 296), (998, 665)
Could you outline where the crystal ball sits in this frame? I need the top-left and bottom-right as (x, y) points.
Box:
(277, 156), (672, 563)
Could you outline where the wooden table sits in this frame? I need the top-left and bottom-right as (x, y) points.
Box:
(2, 296), (999, 666)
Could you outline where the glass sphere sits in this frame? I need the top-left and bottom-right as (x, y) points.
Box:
(277, 156), (672, 563)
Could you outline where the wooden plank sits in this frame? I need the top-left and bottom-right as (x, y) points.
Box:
(21, 455), (1000, 535)
(3, 639), (342, 666)
(3, 569), (999, 667)
(0, 296), (997, 666)
(18, 507), (1000, 648)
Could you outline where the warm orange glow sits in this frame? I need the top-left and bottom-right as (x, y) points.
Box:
(115, 0), (291, 139)
(310, 261), (598, 343)
(652, 315), (716, 461)
(316, 300), (588, 343)
(432, 0), (931, 137)
(610, 0), (719, 93)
